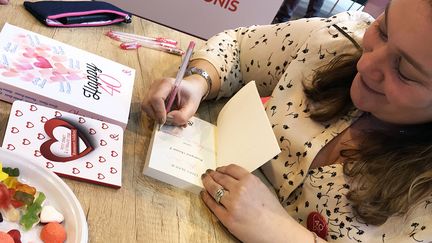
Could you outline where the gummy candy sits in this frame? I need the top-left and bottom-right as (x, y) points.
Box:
(0, 183), (11, 209)
(7, 229), (21, 243)
(15, 182), (36, 196)
(2, 167), (19, 177)
(20, 192), (46, 230)
(0, 231), (14, 243)
(13, 191), (34, 206)
(3, 177), (18, 189)
(40, 222), (66, 243)
(0, 163), (8, 181)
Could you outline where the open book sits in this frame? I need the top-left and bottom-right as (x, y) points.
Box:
(143, 81), (281, 194)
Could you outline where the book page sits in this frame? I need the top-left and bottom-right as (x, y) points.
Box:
(216, 81), (280, 172)
(145, 117), (217, 192)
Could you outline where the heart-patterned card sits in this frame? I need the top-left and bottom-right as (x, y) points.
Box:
(2, 100), (123, 188)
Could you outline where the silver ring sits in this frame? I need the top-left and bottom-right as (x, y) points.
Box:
(214, 188), (225, 204)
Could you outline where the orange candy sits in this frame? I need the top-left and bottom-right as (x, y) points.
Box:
(40, 222), (67, 243)
(0, 231), (14, 243)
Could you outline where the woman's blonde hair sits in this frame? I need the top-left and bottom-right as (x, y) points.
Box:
(304, 53), (432, 225)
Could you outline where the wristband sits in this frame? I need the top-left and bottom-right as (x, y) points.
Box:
(186, 66), (212, 100)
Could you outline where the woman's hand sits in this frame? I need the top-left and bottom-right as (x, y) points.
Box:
(201, 164), (313, 243)
(142, 76), (207, 126)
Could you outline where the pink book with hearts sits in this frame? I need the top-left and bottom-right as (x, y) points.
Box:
(0, 23), (135, 130)
(2, 100), (124, 188)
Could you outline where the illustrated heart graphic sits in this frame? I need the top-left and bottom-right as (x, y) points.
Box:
(22, 139), (31, 145)
(15, 110), (23, 117)
(30, 105), (38, 111)
(37, 133), (46, 140)
(89, 128), (96, 135)
(41, 116), (48, 123)
(11, 127), (19, 134)
(100, 139), (107, 146)
(54, 111), (62, 117)
(85, 162), (93, 168)
(98, 156), (106, 163)
(97, 173), (105, 180)
(34, 150), (42, 157)
(46, 162), (54, 168)
(34, 56), (53, 69)
(101, 123), (109, 129)
(110, 167), (117, 174)
(7, 144), (15, 151)
(109, 134), (119, 140)
(72, 168), (80, 174)
(111, 151), (118, 157)
(40, 118), (93, 162)
(26, 121), (34, 128)
(78, 117), (86, 123)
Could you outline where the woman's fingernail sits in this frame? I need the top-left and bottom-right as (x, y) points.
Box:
(205, 169), (213, 174)
(166, 114), (174, 125)
(201, 173), (207, 179)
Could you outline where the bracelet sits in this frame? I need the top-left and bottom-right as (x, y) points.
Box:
(186, 66), (212, 100)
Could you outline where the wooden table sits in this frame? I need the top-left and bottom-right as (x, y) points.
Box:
(0, 1), (237, 242)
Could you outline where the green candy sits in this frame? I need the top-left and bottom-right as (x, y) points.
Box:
(20, 192), (46, 230)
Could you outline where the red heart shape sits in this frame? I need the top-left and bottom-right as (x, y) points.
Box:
(97, 173), (105, 180)
(46, 162), (54, 168)
(40, 118), (93, 162)
(54, 111), (62, 117)
(11, 127), (19, 134)
(41, 116), (48, 123)
(109, 134), (119, 140)
(101, 123), (109, 129)
(78, 117), (86, 123)
(98, 156), (106, 163)
(89, 128), (96, 135)
(110, 167), (117, 174)
(15, 110), (23, 117)
(72, 168), (80, 174)
(100, 139), (107, 146)
(37, 133), (46, 140)
(34, 150), (42, 157)
(34, 56), (53, 69)
(111, 151), (118, 157)
(22, 139), (31, 145)
(7, 144), (15, 151)
(85, 162), (93, 168)
(26, 122), (34, 128)
(30, 105), (38, 111)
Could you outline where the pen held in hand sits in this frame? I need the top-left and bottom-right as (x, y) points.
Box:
(120, 41), (184, 55)
(159, 41), (195, 130)
(165, 41), (196, 112)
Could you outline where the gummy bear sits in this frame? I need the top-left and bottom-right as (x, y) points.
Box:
(15, 182), (36, 196)
(0, 183), (11, 209)
(13, 191), (34, 206)
(0, 163), (9, 182)
(3, 177), (17, 189)
(20, 192), (46, 230)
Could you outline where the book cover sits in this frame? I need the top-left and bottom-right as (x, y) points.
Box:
(0, 23), (135, 129)
(143, 81), (281, 194)
(2, 100), (124, 188)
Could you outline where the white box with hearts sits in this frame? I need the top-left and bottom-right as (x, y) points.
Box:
(0, 23), (135, 130)
(2, 100), (124, 188)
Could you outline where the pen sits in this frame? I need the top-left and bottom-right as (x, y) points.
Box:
(120, 41), (185, 56)
(114, 35), (178, 49)
(160, 41), (195, 129)
(106, 30), (178, 46)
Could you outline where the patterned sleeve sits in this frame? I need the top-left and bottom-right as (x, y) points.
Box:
(191, 17), (329, 99)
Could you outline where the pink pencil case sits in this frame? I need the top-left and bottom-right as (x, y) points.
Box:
(23, 1), (132, 27)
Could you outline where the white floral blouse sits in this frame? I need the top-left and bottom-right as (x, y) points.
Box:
(191, 11), (432, 242)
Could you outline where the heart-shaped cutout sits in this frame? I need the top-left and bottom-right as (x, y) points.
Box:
(40, 118), (93, 162)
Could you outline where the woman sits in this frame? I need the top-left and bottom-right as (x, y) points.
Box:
(142, 0), (432, 242)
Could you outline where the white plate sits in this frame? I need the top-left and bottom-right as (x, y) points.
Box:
(0, 148), (88, 243)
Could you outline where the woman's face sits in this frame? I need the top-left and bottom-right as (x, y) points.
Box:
(350, 0), (432, 124)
